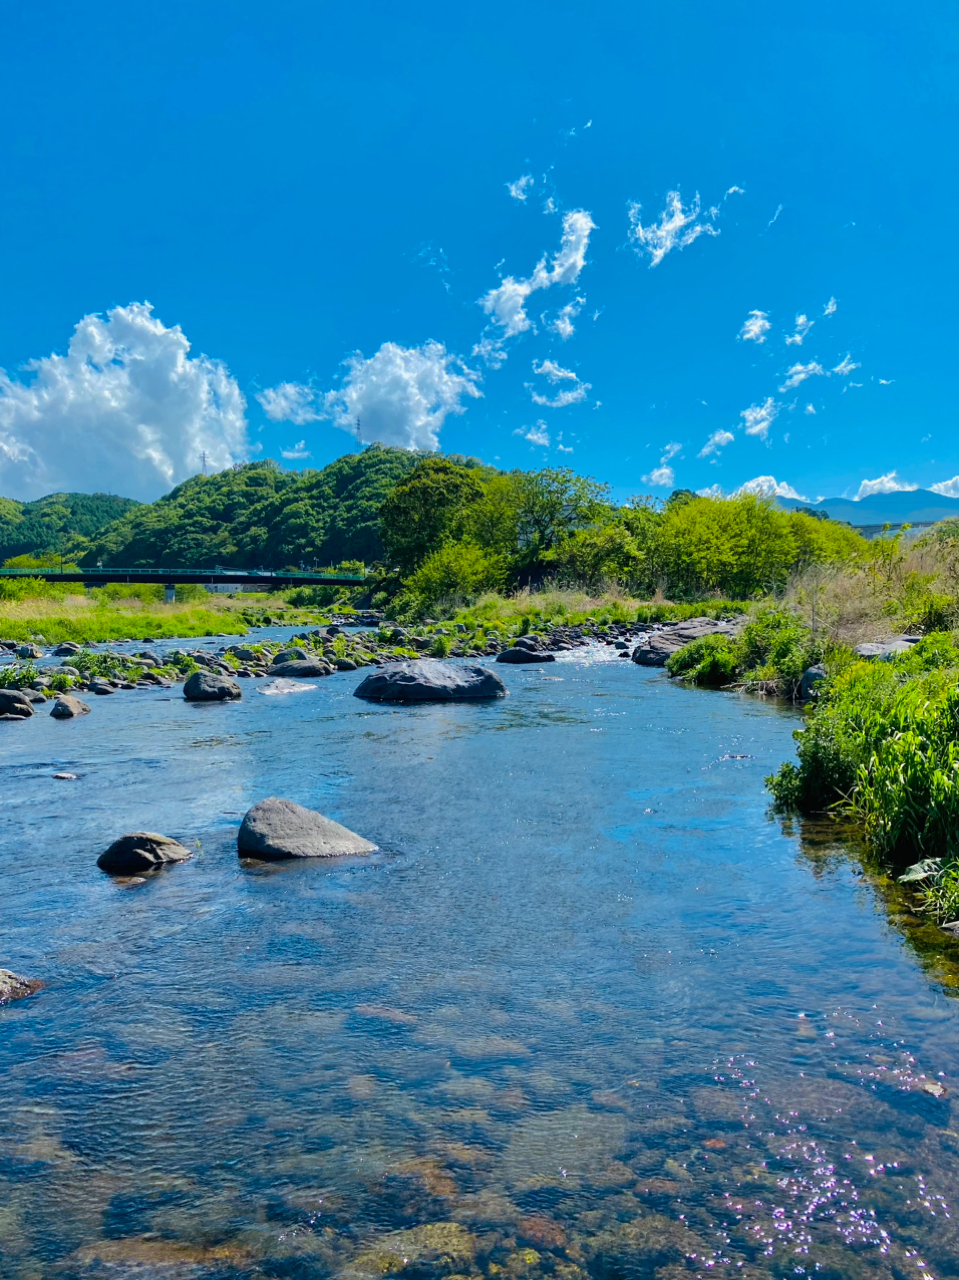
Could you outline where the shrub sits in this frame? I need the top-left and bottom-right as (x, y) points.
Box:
(666, 634), (739, 687)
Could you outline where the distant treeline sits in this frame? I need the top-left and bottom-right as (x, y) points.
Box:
(0, 491), (140, 564)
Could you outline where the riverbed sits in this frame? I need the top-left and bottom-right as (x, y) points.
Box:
(2, 640), (958, 1280)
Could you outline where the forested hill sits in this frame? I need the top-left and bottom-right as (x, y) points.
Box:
(0, 491), (140, 564)
(79, 447), (426, 569)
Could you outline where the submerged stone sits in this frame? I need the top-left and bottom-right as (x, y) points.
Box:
(496, 648), (556, 664)
(97, 831), (193, 875)
(0, 968), (44, 1003)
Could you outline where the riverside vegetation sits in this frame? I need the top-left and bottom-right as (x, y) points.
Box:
(9, 451), (959, 929)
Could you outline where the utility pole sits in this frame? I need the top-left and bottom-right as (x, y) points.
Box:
(355, 419), (362, 452)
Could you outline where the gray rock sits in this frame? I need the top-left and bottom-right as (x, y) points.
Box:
(496, 648), (556, 664)
(183, 671), (242, 701)
(632, 618), (735, 667)
(228, 646), (262, 663)
(335, 658), (357, 671)
(854, 639), (917, 661)
(89, 678), (116, 695)
(274, 646), (308, 664)
(59, 665), (80, 677)
(54, 642), (81, 656)
(267, 659), (332, 678)
(800, 664), (827, 700)
(0, 689), (35, 718)
(0, 969), (43, 1003)
(237, 797), (376, 860)
(50, 694), (91, 718)
(137, 650), (162, 666)
(97, 831), (193, 875)
(17, 643), (43, 660)
(354, 658), (508, 702)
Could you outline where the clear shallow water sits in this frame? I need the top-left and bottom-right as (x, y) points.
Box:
(2, 644), (959, 1280)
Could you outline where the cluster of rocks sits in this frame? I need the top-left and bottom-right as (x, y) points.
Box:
(630, 617), (740, 667)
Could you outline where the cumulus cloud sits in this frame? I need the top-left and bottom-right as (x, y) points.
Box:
(779, 361), (825, 391)
(740, 397), (779, 438)
(626, 190), (719, 267)
(736, 475), (809, 502)
(699, 429), (735, 458)
(832, 353), (861, 376)
(515, 421), (550, 447)
(261, 341), (481, 451)
(855, 472), (917, 500)
(0, 301), (247, 502)
(258, 381), (320, 425)
(823, 297), (838, 316)
(526, 358), (591, 408)
(739, 310), (771, 343)
(507, 174), (534, 201)
(785, 314), (814, 345)
(931, 476), (959, 497)
(550, 296), (585, 340)
(643, 441), (682, 487)
(280, 440), (311, 460)
(475, 210), (596, 363)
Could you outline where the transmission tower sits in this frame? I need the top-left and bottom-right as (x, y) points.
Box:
(355, 419), (362, 451)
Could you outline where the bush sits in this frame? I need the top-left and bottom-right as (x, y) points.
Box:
(393, 542), (505, 619)
(666, 606), (822, 696)
(667, 634), (740, 687)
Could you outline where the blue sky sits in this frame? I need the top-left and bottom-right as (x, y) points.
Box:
(0, 1), (956, 503)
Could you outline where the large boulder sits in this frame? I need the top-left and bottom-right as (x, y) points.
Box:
(0, 689), (35, 719)
(354, 659), (508, 702)
(183, 671), (242, 701)
(266, 659), (332, 678)
(54, 642), (82, 656)
(0, 969), (44, 1003)
(854, 638), (918, 661)
(496, 648), (556, 664)
(237, 797), (376, 860)
(17, 643), (43, 660)
(273, 646), (308, 664)
(50, 695), (91, 719)
(97, 832), (193, 875)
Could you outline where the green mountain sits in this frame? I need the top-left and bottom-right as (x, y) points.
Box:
(0, 491), (141, 564)
(80, 447), (422, 569)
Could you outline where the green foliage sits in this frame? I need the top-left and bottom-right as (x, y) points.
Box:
(0, 609), (246, 644)
(91, 583), (166, 604)
(0, 491), (140, 564)
(380, 457), (486, 574)
(665, 607), (821, 693)
(393, 542), (505, 619)
(0, 576), (69, 602)
(666, 634), (740, 687)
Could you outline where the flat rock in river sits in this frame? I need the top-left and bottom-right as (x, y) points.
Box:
(496, 647), (556, 664)
(183, 671), (242, 701)
(97, 831), (193, 875)
(354, 659), (507, 702)
(0, 969), (44, 1003)
(238, 797), (376, 860)
(267, 659), (332, 678)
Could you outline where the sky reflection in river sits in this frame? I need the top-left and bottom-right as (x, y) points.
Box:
(2, 637), (959, 1280)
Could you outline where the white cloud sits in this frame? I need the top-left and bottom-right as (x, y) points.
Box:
(258, 381), (319, 425)
(643, 464), (675, 487)
(515, 421), (550, 447)
(736, 475), (810, 502)
(804, 403), (816, 415)
(832, 353), (861, 376)
(725, 185), (746, 197)
(280, 440), (311, 460)
(699, 429), (735, 457)
(931, 476), (959, 497)
(878, 378), (894, 385)
(526, 358), (591, 408)
(697, 483), (724, 498)
(785, 314), (814, 345)
(766, 204), (783, 229)
(855, 471), (918, 500)
(739, 310), (771, 343)
(626, 189), (719, 268)
(0, 301), (247, 501)
(507, 174), (534, 201)
(550, 296), (585, 340)
(660, 441), (682, 462)
(740, 397), (779, 438)
(823, 297), (838, 316)
(475, 209), (596, 363)
(779, 361), (825, 391)
(263, 341), (481, 451)
(557, 443), (573, 453)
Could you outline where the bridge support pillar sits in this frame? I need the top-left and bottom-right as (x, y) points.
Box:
(165, 584), (176, 604)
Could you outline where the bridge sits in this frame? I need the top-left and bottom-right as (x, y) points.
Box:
(0, 566), (368, 599)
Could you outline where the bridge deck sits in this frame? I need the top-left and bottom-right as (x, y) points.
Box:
(0, 567), (367, 588)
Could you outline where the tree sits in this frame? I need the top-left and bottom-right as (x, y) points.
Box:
(379, 458), (485, 574)
(514, 468), (610, 556)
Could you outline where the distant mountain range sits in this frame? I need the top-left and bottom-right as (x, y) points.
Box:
(780, 488), (959, 528)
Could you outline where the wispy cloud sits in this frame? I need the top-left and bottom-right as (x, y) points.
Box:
(855, 471), (917, 500)
(736, 475), (809, 502)
(626, 189), (720, 268)
(699, 429), (735, 457)
(262, 341), (481, 451)
(804, 403), (816, 415)
(515, 421), (550, 447)
(823, 297), (838, 316)
(280, 440), (311, 460)
(785, 314), (814, 346)
(779, 362), (825, 391)
(832, 353), (861, 376)
(507, 174), (534, 202)
(766, 204), (783, 229)
(740, 397), (779, 438)
(739, 310), (771, 344)
(475, 209), (596, 364)
(643, 441), (682, 487)
(549, 296), (585, 340)
(526, 358), (591, 408)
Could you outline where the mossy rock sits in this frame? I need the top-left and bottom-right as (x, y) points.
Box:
(349, 1223), (478, 1277)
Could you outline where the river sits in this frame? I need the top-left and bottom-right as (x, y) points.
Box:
(2, 637), (958, 1280)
